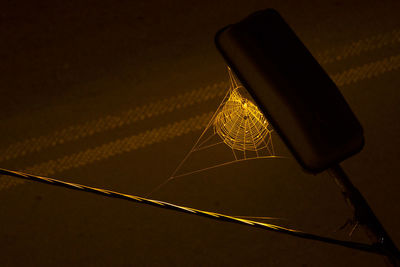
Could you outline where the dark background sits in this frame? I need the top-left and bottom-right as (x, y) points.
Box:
(1, 0), (400, 266)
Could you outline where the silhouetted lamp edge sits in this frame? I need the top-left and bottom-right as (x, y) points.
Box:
(215, 9), (364, 173)
(214, 8), (400, 265)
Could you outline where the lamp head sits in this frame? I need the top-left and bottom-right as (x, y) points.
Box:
(215, 9), (364, 173)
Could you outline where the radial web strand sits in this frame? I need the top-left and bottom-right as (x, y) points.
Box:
(148, 67), (282, 196)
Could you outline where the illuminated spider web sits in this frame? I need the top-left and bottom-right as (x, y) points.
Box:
(214, 79), (273, 154)
(148, 67), (281, 196)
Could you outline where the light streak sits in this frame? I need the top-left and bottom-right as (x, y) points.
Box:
(0, 167), (387, 256)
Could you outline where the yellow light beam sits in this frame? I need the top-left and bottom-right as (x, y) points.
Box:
(0, 82), (227, 163)
(316, 29), (400, 65)
(1, 52), (399, 164)
(0, 112), (213, 191)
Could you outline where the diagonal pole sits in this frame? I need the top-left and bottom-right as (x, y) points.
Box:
(0, 167), (387, 256)
(328, 165), (400, 266)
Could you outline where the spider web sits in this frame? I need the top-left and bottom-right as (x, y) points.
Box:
(148, 67), (281, 196)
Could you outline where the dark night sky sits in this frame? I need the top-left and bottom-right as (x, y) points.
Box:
(1, 0), (400, 266)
